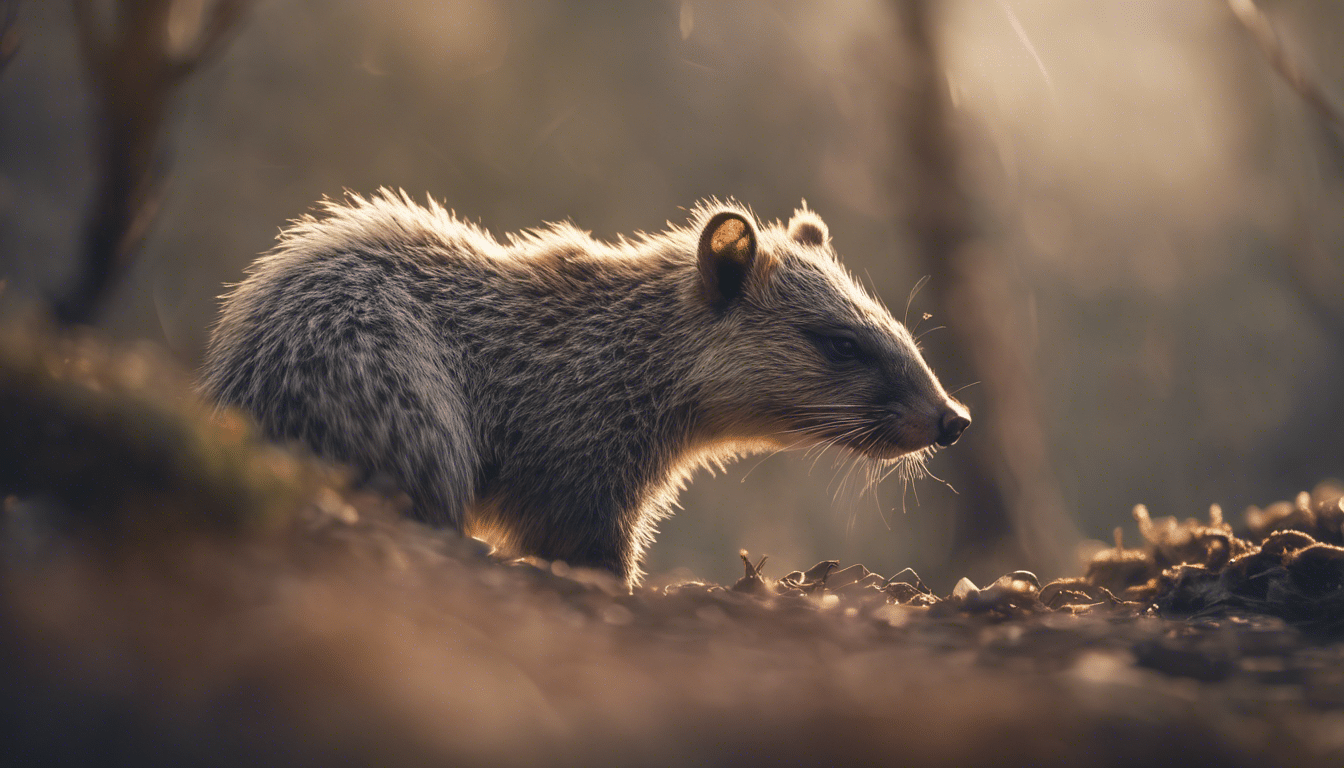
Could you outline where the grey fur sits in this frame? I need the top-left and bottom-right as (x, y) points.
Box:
(201, 190), (967, 585)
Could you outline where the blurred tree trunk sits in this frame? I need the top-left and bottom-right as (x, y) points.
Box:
(0, 1), (18, 73)
(892, 0), (1080, 578)
(1228, 0), (1344, 346)
(1228, 0), (1344, 482)
(55, 0), (249, 325)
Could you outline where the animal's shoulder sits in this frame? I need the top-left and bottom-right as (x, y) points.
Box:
(269, 189), (503, 269)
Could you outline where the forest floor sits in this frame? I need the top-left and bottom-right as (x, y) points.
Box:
(4, 328), (1344, 767)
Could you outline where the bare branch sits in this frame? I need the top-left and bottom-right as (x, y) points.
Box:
(0, 0), (19, 72)
(171, 0), (251, 80)
(1227, 0), (1344, 345)
(55, 0), (251, 324)
(1279, 238), (1344, 344)
(1228, 0), (1344, 138)
(70, 0), (109, 73)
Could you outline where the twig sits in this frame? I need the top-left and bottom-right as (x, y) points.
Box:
(1227, 0), (1344, 138)
(69, 0), (105, 70)
(0, 0), (21, 72)
(55, 0), (252, 324)
(171, 0), (249, 81)
(1227, 0), (1344, 345)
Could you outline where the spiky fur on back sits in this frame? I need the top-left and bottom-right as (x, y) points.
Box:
(203, 190), (960, 585)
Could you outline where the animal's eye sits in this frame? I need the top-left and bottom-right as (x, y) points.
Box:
(817, 334), (862, 363)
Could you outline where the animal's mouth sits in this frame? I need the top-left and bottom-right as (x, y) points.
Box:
(843, 439), (922, 460)
(797, 399), (969, 459)
(790, 414), (937, 460)
(837, 429), (934, 460)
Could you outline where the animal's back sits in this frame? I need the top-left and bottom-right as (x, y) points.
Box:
(202, 193), (489, 528)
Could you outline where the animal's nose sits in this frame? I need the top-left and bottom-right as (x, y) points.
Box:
(935, 404), (970, 447)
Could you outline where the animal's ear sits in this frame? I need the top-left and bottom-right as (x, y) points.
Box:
(787, 206), (829, 247)
(697, 211), (758, 307)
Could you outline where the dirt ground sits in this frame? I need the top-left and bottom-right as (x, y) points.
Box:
(4, 329), (1344, 767)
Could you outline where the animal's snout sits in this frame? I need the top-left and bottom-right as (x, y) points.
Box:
(935, 404), (970, 447)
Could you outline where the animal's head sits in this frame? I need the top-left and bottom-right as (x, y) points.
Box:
(689, 203), (969, 462)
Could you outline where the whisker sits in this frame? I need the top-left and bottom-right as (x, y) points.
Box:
(833, 454), (865, 532)
(915, 325), (946, 342)
(911, 311), (933, 335)
(947, 381), (981, 398)
(904, 274), (931, 328)
(777, 417), (871, 440)
(924, 466), (958, 494)
(878, 451), (918, 484)
(739, 436), (808, 482)
(899, 464), (912, 515)
(805, 425), (866, 469)
(807, 436), (852, 468)
(828, 436), (869, 499)
(869, 459), (892, 531)
(777, 420), (866, 435)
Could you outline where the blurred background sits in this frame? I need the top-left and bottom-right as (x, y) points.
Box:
(1, 0), (1341, 588)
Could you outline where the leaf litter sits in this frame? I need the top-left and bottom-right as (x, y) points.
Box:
(4, 327), (1344, 766)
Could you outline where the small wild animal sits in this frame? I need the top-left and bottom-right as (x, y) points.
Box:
(202, 192), (970, 585)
